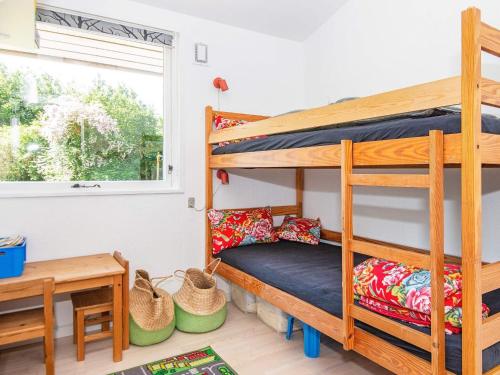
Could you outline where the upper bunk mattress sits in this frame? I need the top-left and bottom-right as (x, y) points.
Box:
(218, 241), (500, 374)
(212, 111), (500, 155)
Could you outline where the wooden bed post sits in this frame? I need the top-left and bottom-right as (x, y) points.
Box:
(341, 140), (354, 350)
(205, 106), (214, 267)
(461, 7), (483, 375)
(296, 168), (304, 217)
(429, 130), (445, 375)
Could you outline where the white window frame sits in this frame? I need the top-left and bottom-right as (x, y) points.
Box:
(0, 8), (181, 198)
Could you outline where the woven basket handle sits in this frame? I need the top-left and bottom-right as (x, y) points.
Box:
(134, 272), (173, 297)
(204, 258), (221, 276)
(151, 275), (173, 288)
(174, 269), (196, 288)
(133, 271), (155, 297)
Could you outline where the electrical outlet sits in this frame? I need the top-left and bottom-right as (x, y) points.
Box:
(188, 197), (195, 208)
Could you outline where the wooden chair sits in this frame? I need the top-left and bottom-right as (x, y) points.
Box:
(71, 251), (128, 361)
(0, 278), (55, 375)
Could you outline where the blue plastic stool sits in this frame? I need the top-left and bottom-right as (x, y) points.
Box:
(286, 316), (320, 358)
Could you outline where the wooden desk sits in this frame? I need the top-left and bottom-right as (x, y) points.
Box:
(0, 253), (128, 362)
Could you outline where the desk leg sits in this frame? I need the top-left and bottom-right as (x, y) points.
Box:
(122, 272), (129, 350)
(113, 274), (123, 362)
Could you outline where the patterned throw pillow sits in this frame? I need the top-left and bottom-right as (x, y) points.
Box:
(352, 257), (490, 334)
(208, 207), (278, 255)
(353, 258), (463, 314)
(214, 115), (267, 147)
(277, 216), (321, 245)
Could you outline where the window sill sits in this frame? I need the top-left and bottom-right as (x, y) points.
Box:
(0, 187), (184, 199)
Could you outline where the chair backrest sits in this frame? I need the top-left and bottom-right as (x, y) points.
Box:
(0, 278), (54, 303)
(0, 278), (54, 369)
(113, 251), (128, 277)
(113, 251), (129, 349)
(113, 250), (129, 291)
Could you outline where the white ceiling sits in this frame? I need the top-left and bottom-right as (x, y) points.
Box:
(131, 0), (348, 41)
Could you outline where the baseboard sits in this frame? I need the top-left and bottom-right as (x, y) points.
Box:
(55, 322), (74, 339)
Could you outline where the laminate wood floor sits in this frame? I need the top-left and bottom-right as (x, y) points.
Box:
(0, 303), (390, 374)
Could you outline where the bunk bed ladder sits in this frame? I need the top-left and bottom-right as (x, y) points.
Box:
(341, 130), (445, 374)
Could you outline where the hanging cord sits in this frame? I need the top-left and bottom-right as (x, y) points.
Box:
(197, 85), (223, 212)
(194, 181), (222, 212)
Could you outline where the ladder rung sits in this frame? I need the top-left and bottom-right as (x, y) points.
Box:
(348, 174), (430, 188)
(482, 262), (500, 294)
(481, 78), (500, 108)
(350, 304), (432, 351)
(348, 239), (431, 269)
(482, 312), (500, 349)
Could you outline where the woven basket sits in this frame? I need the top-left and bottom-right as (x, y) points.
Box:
(129, 270), (175, 345)
(173, 259), (226, 316)
(174, 302), (227, 333)
(129, 316), (175, 346)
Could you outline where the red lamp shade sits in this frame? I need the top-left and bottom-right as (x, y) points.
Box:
(213, 77), (229, 92)
(216, 169), (229, 185)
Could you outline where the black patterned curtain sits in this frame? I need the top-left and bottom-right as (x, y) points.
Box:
(36, 8), (173, 47)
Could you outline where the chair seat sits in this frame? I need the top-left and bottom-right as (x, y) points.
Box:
(0, 308), (45, 345)
(71, 288), (113, 311)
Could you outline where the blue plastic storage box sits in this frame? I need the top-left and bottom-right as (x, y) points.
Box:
(0, 240), (26, 278)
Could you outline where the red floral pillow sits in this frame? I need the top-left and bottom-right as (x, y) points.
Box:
(214, 115), (266, 147)
(208, 207), (278, 255)
(353, 258), (490, 334)
(277, 216), (321, 245)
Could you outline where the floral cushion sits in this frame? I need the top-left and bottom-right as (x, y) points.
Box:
(353, 257), (490, 334)
(208, 207), (278, 255)
(277, 216), (321, 245)
(214, 115), (266, 147)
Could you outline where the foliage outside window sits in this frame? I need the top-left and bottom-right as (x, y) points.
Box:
(0, 17), (173, 192)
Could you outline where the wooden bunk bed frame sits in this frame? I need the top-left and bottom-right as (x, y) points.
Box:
(205, 8), (499, 375)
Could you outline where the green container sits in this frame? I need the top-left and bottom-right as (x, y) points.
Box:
(174, 302), (227, 333)
(129, 315), (176, 346)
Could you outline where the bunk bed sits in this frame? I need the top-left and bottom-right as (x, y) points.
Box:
(205, 8), (500, 375)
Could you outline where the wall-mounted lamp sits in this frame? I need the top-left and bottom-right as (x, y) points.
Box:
(217, 169), (229, 185)
(213, 77), (228, 110)
(213, 77), (229, 92)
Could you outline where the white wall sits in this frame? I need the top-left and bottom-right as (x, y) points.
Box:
(3, 0), (500, 339)
(303, 0), (500, 261)
(0, 0), (303, 337)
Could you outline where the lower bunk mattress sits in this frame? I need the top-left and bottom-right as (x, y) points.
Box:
(218, 241), (500, 374)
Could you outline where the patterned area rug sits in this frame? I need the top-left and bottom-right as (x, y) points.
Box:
(109, 347), (238, 375)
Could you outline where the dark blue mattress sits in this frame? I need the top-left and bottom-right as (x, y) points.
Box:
(218, 241), (500, 374)
(212, 111), (500, 155)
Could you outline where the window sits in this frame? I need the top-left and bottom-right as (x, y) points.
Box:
(0, 8), (178, 196)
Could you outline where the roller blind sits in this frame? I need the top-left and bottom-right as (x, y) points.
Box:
(36, 22), (164, 74)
